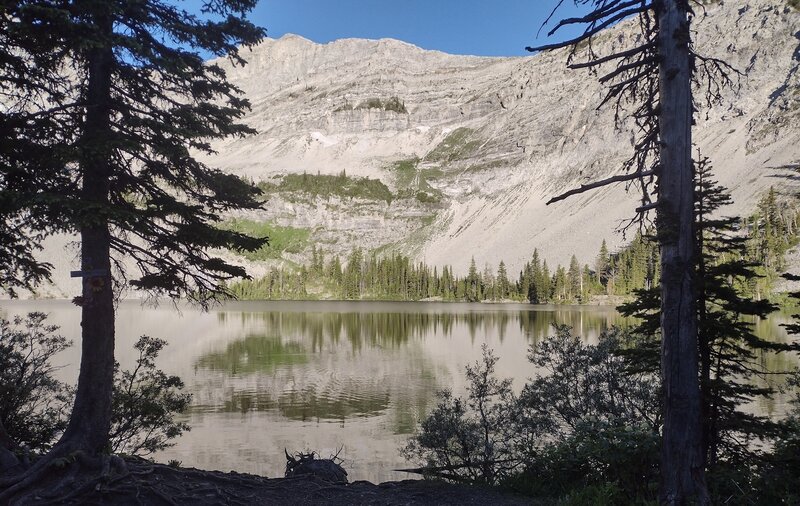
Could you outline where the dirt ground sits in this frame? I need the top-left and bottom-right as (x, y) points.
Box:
(14, 460), (535, 505)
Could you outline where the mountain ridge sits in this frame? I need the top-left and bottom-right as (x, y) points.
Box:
(199, 0), (799, 274)
(22, 0), (800, 298)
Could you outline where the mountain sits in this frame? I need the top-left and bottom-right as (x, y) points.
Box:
(25, 0), (800, 297)
(200, 0), (799, 275)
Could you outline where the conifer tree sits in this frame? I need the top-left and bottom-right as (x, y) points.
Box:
(596, 239), (610, 285)
(567, 255), (582, 302)
(497, 261), (510, 300)
(620, 160), (797, 494)
(467, 257), (480, 302)
(540, 261), (552, 304)
(1, 0), (265, 498)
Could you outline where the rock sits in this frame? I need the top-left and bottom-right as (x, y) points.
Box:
(28, 0), (800, 296)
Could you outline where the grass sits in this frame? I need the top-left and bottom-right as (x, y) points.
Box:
(258, 172), (394, 203)
(354, 96), (408, 114)
(426, 127), (482, 163)
(222, 218), (311, 261)
(389, 158), (444, 203)
(464, 160), (505, 173)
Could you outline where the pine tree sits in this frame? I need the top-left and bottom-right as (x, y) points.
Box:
(539, 261), (552, 304)
(567, 255), (582, 302)
(620, 161), (796, 494)
(1, 2), (264, 490)
(497, 261), (510, 301)
(596, 239), (610, 285)
(467, 257), (480, 302)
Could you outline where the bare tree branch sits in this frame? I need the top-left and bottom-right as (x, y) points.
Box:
(546, 169), (657, 205)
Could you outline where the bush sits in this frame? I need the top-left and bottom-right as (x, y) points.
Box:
(405, 325), (661, 501)
(403, 345), (518, 485)
(354, 96), (407, 114)
(0, 313), (190, 457)
(0, 313), (72, 452)
(109, 336), (191, 456)
(383, 96), (407, 114)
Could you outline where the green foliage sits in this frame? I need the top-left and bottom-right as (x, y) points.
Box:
(426, 128), (482, 163)
(232, 249), (535, 302)
(0, 4), (80, 297)
(0, 313), (72, 452)
(258, 172), (393, 203)
(514, 421), (659, 503)
(519, 326), (661, 436)
(222, 218), (311, 260)
(403, 345), (517, 485)
(0, 0), (267, 303)
(0, 316), (190, 457)
(109, 336), (191, 456)
(231, 181), (799, 305)
(406, 326), (660, 502)
(752, 371), (800, 504)
(354, 96), (408, 113)
(619, 163), (800, 503)
(383, 96), (408, 113)
(741, 186), (800, 299)
(389, 158), (444, 202)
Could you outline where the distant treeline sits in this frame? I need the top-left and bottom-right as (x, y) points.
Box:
(230, 188), (799, 304)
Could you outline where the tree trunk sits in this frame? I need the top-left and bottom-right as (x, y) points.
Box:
(0, 418), (20, 472)
(655, 0), (708, 503)
(58, 8), (115, 455)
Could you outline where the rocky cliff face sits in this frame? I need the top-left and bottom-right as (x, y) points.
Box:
(198, 0), (799, 276)
(27, 0), (800, 298)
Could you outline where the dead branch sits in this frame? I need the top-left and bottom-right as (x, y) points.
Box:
(569, 42), (655, 69)
(547, 169), (657, 205)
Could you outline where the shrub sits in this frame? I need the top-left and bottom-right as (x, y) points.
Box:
(109, 335), (191, 456)
(403, 345), (518, 485)
(354, 96), (407, 113)
(0, 313), (72, 452)
(0, 314), (190, 457)
(383, 96), (407, 114)
(405, 326), (661, 501)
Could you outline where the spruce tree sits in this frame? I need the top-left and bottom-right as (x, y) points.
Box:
(497, 261), (510, 300)
(467, 257), (480, 302)
(1, 1), (265, 497)
(620, 161), (796, 494)
(567, 255), (582, 302)
(596, 239), (610, 286)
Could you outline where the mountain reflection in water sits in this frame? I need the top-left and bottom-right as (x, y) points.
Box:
(0, 299), (792, 483)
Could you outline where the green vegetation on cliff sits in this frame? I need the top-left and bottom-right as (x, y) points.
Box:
(222, 219), (311, 261)
(258, 171), (394, 203)
(231, 187), (800, 304)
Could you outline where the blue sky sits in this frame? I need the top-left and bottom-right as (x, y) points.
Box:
(185, 1), (591, 57)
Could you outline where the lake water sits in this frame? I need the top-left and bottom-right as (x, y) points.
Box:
(0, 299), (796, 483)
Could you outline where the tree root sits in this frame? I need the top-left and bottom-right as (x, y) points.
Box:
(0, 444), (130, 505)
(3, 456), (531, 505)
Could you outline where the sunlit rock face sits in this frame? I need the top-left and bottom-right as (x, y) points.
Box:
(27, 1), (800, 297)
(197, 0), (798, 275)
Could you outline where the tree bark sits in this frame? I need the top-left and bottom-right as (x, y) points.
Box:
(655, 0), (708, 503)
(58, 7), (116, 455)
(0, 418), (20, 472)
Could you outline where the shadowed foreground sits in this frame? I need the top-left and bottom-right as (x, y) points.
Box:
(14, 458), (532, 505)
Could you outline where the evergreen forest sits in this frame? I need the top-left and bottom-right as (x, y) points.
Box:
(231, 187), (800, 305)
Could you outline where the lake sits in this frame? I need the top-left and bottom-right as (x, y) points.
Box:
(0, 299), (796, 483)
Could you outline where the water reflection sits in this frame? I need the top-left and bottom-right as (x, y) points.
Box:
(211, 304), (628, 349)
(0, 299), (794, 483)
(191, 305), (626, 427)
